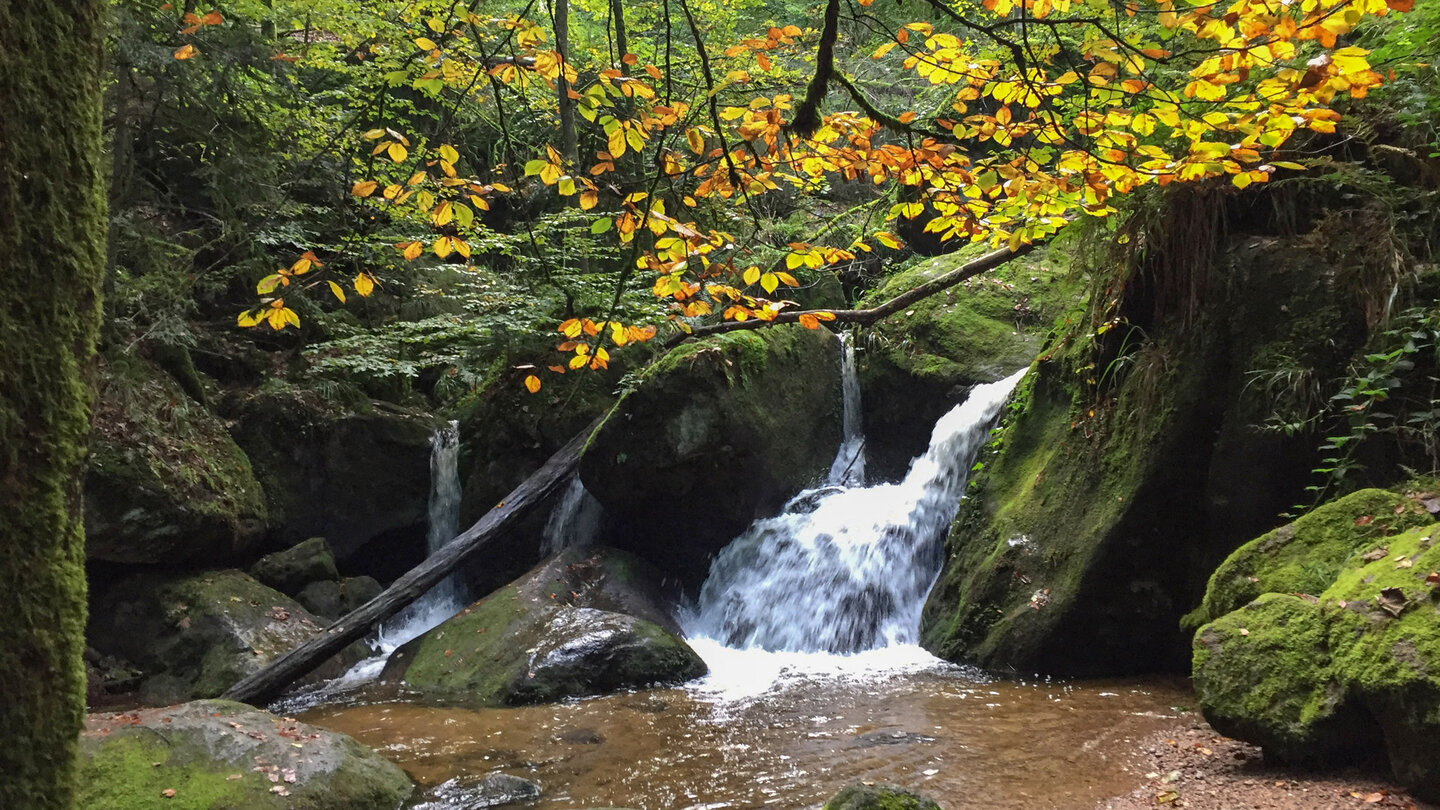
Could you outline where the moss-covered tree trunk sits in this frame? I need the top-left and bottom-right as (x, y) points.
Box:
(0, 0), (107, 807)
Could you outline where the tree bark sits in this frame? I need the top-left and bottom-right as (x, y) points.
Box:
(223, 420), (596, 705)
(0, 0), (108, 807)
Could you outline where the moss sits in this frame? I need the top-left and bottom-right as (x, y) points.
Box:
(77, 700), (413, 810)
(1192, 594), (1376, 764)
(1196, 489), (1435, 627)
(77, 734), (271, 810)
(0, 0), (107, 805)
(822, 783), (942, 810)
(86, 357), (268, 564)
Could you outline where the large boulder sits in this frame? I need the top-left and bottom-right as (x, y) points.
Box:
(382, 546), (706, 704)
(580, 325), (843, 580)
(858, 244), (1081, 480)
(87, 569), (344, 702)
(1193, 523), (1440, 800)
(1193, 487), (1435, 626)
(86, 357), (268, 565)
(920, 227), (1374, 675)
(226, 385), (437, 577)
(78, 700), (412, 809)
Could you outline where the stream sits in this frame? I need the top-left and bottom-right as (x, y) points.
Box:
(303, 662), (1190, 810)
(298, 341), (1189, 809)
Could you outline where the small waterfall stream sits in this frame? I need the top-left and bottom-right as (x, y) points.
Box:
(827, 332), (866, 487)
(541, 475), (603, 556)
(684, 366), (1026, 681)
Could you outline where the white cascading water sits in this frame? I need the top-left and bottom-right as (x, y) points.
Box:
(827, 332), (866, 487)
(541, 475), (604, 556)
(375, 420), (466, 650)
(684, 363), (1026, 680)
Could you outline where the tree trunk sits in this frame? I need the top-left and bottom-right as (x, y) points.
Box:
(0, 0), (108, 807)
(223, 420), (595, 705)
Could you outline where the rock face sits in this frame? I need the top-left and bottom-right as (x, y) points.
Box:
(228, 387), (436, 576)
(580, 325), (843, 580)
(78, 699), (412, 810)
(921, 229), (1375, 675)
(87, 569), (338, 702)
(858, 246), (1077, 480)
(86, 358), (268, 565)
(822, 782), (943, 810)
(1193, 518), (1440, 800)
(382, 547), (706, 705)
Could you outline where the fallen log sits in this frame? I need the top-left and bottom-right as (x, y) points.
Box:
(223, 418), (598, 705)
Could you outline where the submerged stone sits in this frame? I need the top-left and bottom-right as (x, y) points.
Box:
(822, 782), (943, 810)
(78, 699), (412, 810)
(410, 773), (541, 809)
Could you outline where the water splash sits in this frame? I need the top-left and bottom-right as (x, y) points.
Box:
(827, 332), (866, 487)
(684, 369), (1026, 656)
(541, 475), (603, 557)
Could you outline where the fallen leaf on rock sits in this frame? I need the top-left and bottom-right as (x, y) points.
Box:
(1396, 558), (1414, 569)
(1349, 790), (1386, 803)
(225, 774), (242, 781)
(1362, 546), (1388, 561)
(1426, 572), (1440, 587)
(1378, 588), (1409, 617)
(1356, 515), (1376, 527)
(1239, 628), (1250, 636)
(1156, 790), (1180, 804)
(161, 789), (176, 798)
(270, 785), (289, 796)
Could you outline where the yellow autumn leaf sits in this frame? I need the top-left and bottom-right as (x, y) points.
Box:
(174, 44), (197, 60)
(351, 180), (378, 197)
(327, 280), (346, 303)
(354, 272), (375, 297)
(387, 142), (408, 162)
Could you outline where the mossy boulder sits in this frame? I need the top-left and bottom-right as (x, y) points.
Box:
(1193, 524), (1440, 800)
(1194, 488), (1435, 626)
(920, 230), (1375, 675)
(226, 385), (437, 576)
(87, 569), (344, 701)
(382, 546), (706, 705)
(822, 782), (943, 810)
(858, 244), (1081, 480)
(1193, 594), (1379, 763)
(78, 699), (412, 810)
(248, 537), (339, 596)
(86, 357), (268, 565)
(580, 325), (842, 580)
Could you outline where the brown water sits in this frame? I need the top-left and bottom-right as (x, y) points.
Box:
(302, 654), (1191, 810)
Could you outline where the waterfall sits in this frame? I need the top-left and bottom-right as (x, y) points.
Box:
(377, 420), (465, 648)
(827, 332), (866, 487)
(684, 368), (1026, 655)
(541, 475), (603, 556)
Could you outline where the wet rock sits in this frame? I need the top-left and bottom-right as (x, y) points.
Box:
(249, 536), (339, 596)
(87, 569), (347, 701)
(1193, 524), (1440, 801)
(823, 782), (943, 810)
(382, 546), (706, 705)
(580, 325), (842, 583)
(78, 699), (412, 810)
(554, 728), (604, 745)
(85, 357), (267, 565)
(411, 773), (541, 809)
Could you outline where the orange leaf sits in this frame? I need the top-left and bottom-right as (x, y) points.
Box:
(173, 44), (197, 60)
(523, 374), (542, 393)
